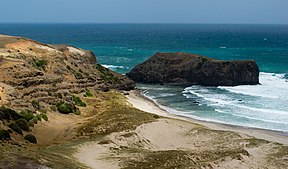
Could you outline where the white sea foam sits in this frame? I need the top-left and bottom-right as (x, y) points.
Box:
(102, 64), (128, 70)
(159, 93), (176, 97)
(145, 90), (288, 131)
(219, 72), (288, 99)
(215, 109), (288, 125)
(179, 73), (288, 131)
(138, 86), (170, 91)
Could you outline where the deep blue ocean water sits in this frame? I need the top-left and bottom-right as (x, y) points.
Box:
(1, 24), (288, 132)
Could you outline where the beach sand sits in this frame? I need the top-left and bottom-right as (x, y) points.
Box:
(74, 90), (288, 169)
(127, 90), (288, 145)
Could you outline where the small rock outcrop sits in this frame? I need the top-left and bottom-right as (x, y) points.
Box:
(127, 52), (259, 86)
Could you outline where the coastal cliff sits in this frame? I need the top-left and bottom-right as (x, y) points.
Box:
(0, 34), (134, 146)
(0, 35), (134, 112)
(127, 52), (259, 86)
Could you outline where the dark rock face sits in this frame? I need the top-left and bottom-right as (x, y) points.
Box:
(127, 52), (259, 86)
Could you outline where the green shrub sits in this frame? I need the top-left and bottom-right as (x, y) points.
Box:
(0, 130), (11, 140)
(75, 72), (83, 79)
(24, 134), (37, 144)
(72, 95), (86, 107)
(41, 113), (48, 121)
(15, 118), (29, 131)
(34, 59), (47, 69)
(31, 100), (40, 109)
(8, 123), (23, 135)
(32, 117), (38, 124)
(0, 106), (22, 120)
(56, 102), (74, 114)
(28, 120), (35, 127)
(84, 90), (93, 97)
(35, 114), (42, 121)
(20, 110), (34, 121)
(95, 64), (107, 73)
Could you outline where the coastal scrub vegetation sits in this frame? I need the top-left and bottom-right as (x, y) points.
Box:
(0, 130), (11, 140)
(31, 100), (40, 109)
(41, 113), (48, 121)
(15, 118), (29, 131)
(77, 91), (158, 137)
(84, 90), (93, 97)
(20, 110), (34, 122)
(0, 106), (22, 120)
(8, 122), (23, 135)
(33, 59), (48, 70)
(0, 106), (47, 139)
(56, 101), (81, 115)
(24, 134), (37, 144)
(72, 95), (86, 107)
(95, 64), (121, 84)
(0, 142), (86, 169)
(56, 102), (75, 114)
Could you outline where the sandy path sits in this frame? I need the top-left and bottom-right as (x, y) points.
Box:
(75, 142), (119, 169)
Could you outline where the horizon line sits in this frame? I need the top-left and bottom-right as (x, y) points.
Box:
(0, 22), (288, 25)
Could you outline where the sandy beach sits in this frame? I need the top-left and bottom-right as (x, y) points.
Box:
(127, 89), (288, 145)
(74, 90), (288, 169)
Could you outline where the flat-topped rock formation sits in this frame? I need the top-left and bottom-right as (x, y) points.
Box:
(0, 35), (135, 111)
(127, 52), (259, 86)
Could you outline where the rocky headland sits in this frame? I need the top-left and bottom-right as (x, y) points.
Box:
(127, 52), (259, 86)
(0, 35), (134, 111)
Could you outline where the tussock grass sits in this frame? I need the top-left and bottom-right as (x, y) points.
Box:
(78, 91), (158, 137)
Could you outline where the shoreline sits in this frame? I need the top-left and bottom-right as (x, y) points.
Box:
(126, 89), (288, 145)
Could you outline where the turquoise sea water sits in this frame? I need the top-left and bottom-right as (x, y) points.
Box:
(1, 24), (288, 132)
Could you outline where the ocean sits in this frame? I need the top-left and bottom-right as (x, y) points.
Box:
(1, 24), (288, 132)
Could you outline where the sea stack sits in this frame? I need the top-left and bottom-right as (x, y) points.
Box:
(127, 52), (259, 86)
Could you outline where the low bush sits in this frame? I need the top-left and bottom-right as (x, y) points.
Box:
(20, 110), (34, 122)
(35, 114), (42, 121)
(28, 120), (35, 127)
(84, 90), (93, 97)
(24, 134), (37, 144)
(31, 100), (40, 109)
(0, 130), (11, 140)
(8, 123), (23, 135)
(0, 106), (22, 120)
(34, 59), (47, 70)
(15, 118), (30, 131)
(72, 95), (86, 107)
(41, 113), (48, 121)
(56, 102), (74, 114)
(32, 117), (38, 124)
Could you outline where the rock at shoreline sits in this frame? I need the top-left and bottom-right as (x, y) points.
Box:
(127, 52), (259, 86)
